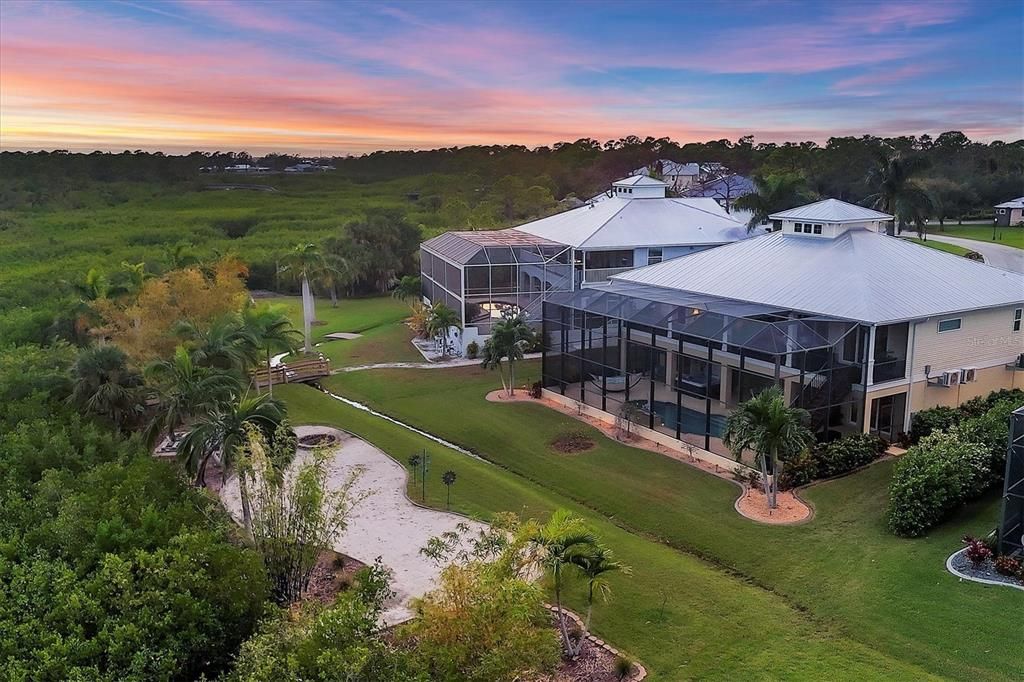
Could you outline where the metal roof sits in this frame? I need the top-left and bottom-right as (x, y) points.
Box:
(769, 198), (893, 223)
(995, 197), (1024, 209)
(421, 229), (564, 265)
(612, 228), (1024, 324)
(634, 161), (700, 177)
(515, 196), (746, 249)
(613, 174), (669, 187)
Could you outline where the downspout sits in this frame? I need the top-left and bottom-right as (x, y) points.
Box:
(903, 319), (922, 434)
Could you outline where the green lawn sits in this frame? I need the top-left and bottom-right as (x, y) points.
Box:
(265, 295), (422, 367)
(908, 238), (973, 257)
(299, 362), (1022, 681)
(930, 225), (1024, 249)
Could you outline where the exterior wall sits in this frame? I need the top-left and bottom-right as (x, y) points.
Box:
(908, 364), (1022, 413)
(995, 207), (1024, 227)
(910, 306), (1023, 381)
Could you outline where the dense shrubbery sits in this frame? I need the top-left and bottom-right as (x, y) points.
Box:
(779, 432), (887, 489)
(886, 431), (988, 537)
(908, 405), (960, 443)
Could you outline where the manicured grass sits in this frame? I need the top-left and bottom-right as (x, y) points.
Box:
(278, 383), (935, 680)
(908, 238), (973, 257)
(930, 225), (1024, 249)
(265, 295), (422, 367)
(316, 362), (1022, 681)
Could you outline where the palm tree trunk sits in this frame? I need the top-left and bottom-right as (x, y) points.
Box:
(239, 471), (253, 536)
(758, 453), (771, 507)
(554, 575), (573, 656)
(329, 285), (338, 308)
(301, 275), (314, 354)
(766, 447), (778, 509)
(508, 359), (516, 396)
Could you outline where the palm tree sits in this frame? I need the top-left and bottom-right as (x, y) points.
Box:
(733, 172), (815, 231)
(481, 308), (535, 395)
(863, 150), (933, 237)
(391, 275), (421, 302)
(280, 243), (326, 353)
(112, 261), (149, 297)
(68, 345), (146, 431)
(722, 386), (814, 509)
(173, 313), (258, 375)
(317, 254), (350, 308)
(177, 394), (287, 525)
(241, 302), (302, 397)
(525, 509), (598, 655)
(161, 241), (198, 270)
(568, 545), (628, 655)
(426, 302), (461, 356)
(144, 345), (239, 447)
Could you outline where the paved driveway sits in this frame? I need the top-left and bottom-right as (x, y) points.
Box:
(925, 234), (1024, 273)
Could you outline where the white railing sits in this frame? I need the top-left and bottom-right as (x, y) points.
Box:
(583, 266), (634, 283)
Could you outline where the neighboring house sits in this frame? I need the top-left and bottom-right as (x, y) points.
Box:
(224, 164), (271, 173)
(995, 197), (1024, 226)
(681, 173), (755, 211)
(539, 198), (1024, 465)
(419, 174), (748, 353)
(634, 160), (701, 192)
(284, 161), (336, 173)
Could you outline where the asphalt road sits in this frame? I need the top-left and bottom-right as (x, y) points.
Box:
(925, 234), (1024, 273)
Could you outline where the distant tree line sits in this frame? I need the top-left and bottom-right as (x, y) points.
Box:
(2, 131), (1021, 215)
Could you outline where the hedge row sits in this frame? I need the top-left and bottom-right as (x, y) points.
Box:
(779, 433), (888, 489)
(888, 395), (1022, 537)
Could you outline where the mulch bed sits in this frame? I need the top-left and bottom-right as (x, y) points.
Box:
(303, 549), (368, 604)
(298, 432), (341, 448)
(544, 637), (626, 682)
(550, 431), (596, 455)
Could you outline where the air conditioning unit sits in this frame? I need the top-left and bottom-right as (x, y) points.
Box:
(960, 367), (977, 383)
(937, 370), (960, 387)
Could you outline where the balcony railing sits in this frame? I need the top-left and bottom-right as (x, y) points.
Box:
(583, 266), (635, 284)
(872, 357), (907, 383)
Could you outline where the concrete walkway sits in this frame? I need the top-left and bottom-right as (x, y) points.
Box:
(925, 234), (1024, 273)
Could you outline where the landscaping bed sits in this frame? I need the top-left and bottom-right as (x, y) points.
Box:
(550, 430), (596, 455)
(304, 549), (369, 604)
(947, 548), (1024, 591)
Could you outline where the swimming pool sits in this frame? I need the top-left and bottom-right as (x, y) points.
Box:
(630, 399), (728, 438)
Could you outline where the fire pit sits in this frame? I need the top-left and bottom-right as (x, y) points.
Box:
(297, 432), (341, 449)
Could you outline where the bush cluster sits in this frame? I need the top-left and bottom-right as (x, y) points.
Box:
(779, 433), (886, 489)
(887, 430), (989, 537)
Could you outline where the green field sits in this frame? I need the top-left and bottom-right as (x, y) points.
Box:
(271, 361), (1023, 681)
(266, 295), (421, 367)
(908, 238), (973, 256)
(930, 225), (1024, 249)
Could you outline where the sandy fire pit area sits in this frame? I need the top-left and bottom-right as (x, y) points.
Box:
(221, 425), (486, 624)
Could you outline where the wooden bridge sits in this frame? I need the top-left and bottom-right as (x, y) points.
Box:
(252, 354), (331, 388)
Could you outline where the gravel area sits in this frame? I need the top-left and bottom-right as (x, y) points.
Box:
(947, 548), (1024, 590)
(221, 425), (487, 624)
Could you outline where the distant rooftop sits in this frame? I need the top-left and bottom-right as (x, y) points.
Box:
(769, 198), (893, 224)
(613, 227), (1024, 324)
(995, 197), (1024, 209)
(770, 196), (892, 223)
(634, 160), (700, 177)
(613, 174), (669, 187)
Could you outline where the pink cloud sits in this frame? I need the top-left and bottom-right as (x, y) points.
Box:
(832, 65), (934, 96)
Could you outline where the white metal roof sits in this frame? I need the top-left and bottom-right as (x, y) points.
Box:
(769, 198), (893, 223)
(613, 174), (669, 187)
(634, 161), (700, 177)
(612, 228), (1024, 324)
(995, 197), (1024, 209)
(515, 196), (747, 249)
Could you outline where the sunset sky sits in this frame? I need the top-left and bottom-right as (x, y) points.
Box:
(2, 0), (1022, 154)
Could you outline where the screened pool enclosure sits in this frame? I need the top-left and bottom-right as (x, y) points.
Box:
(999, 407), (1024, 557)
(420, 230), (572, 335)
(541, 282), (870, 459)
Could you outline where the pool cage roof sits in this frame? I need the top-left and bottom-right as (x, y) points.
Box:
(422, 229), (570, 266)
(546, 281), (861, 355)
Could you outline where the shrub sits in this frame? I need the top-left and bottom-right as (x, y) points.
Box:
(993, 555), (1021, 577)
(908, 405), (960, 443)
(815, 433), (887, 478)
(465, 340), (479, 359)
(887, 431), (988, 537)
(958, 388), (1024, 417)
(530, 381), (543, 399)
(955, 398), (1021, 485)
(615, 656), (634, 680)
(779, 448), (817, 489)
(963, 536), (992, 567)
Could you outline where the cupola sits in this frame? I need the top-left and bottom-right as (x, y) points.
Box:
(611, 174), (668, 199)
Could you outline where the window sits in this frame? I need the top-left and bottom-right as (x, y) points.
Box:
(793, 222), (802, 232)
(998, 208), (1006, 214)
(647, 248), (663, 265)
(813, 225), (822, 234)
(1013, 308), (1022, 332)
(937, 318), (962, 333)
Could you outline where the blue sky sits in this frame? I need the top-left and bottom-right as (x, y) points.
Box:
(1, 0), (1021, 153)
